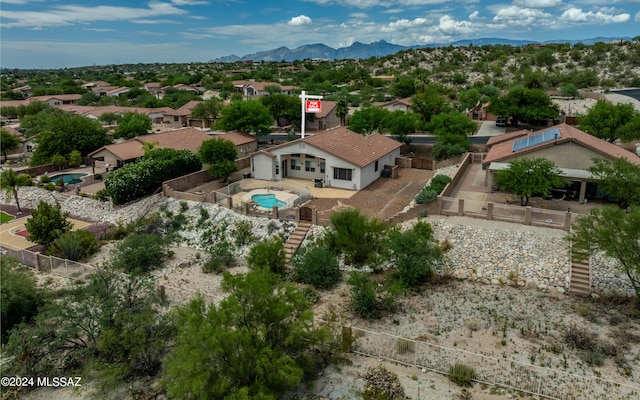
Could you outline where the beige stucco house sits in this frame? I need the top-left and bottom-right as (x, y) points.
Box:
(483, 123), (640, 203)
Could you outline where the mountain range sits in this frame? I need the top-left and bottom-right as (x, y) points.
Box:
(211, 37), (632, 63)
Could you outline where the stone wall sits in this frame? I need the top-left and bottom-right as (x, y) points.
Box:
(425, 218), (634, 298)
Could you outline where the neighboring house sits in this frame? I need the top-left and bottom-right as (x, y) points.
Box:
(483, 123), (640, 203)
(88, 127), (257, 170)
(251, 126), (402, 190)
(1, 126), (28, 158)
(208, 131), (258, 156)
(233, 81), (297, 97)
(144, 82), (163, 97)
(162, 100), (206, 128)
(12, 85), (32, 97)
(79, 106), (174, 124)
(81, 81), (110, 90)
(375, 97), (413, 113)
(29, 94), (82, 106)
(105, 87), (131, 97)
(305, 100), (340, 131)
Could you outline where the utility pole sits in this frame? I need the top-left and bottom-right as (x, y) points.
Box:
(299, 90), (323, 139)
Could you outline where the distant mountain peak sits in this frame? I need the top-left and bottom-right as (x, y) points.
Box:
(210, 37), (633, 63)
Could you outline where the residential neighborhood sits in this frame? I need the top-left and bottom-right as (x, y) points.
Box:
(1, 41), (640, 400)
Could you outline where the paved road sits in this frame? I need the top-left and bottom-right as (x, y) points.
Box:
(607, 88), (640, 111)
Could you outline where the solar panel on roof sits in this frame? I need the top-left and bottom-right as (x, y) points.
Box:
(512, 127), (560, 152)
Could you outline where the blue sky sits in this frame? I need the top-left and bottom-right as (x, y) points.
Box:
(1, 0), (638, 69)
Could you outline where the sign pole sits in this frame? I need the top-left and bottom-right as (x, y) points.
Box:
(299, 90), (323, 139)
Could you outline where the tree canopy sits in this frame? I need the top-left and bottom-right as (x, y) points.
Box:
(25, 111), (111, 166)
(0, 129), (21, 163)
(348, 106), (389, 135)
(24, 201), (73, 247)
(113, 112), (152, 139)
(588, 157), (640, 207)
(487, 86), (558, 126)
(494, 157), (569, 206)
(191, 98), (223, 127)
(198, 138), (238, 182)
(163, 269), (329, 399)
(579, 100), (640, 143)
(217, 99), (273, 136)
(568, 206), (640, 302)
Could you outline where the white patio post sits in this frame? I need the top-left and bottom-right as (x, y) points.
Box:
(299, 90), (323, 139)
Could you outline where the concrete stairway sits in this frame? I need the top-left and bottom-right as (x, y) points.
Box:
(570, 245), (591, 296)
(285, 222), (311, 264)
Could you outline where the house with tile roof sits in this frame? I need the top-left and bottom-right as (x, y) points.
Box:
(232, 81), (297, 97)
(305, 100), (340, 131)
(375, 97), (413, 113)
(483, 123), (640, 203)
(30, 94), (82, 106)
(88, 128), (257, 171)
(251, 126), (402, 190)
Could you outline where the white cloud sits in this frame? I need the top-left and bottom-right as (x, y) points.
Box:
(288, 15), (312, 26)
(493, 5), (553, 26)
(1, 3), (187, 29)
(636, 11), (640, 22)
(171, 0), (208, 5)
(438, 15), (475, 35)
(468, 10), (480, 20)
(513, 0), (563, 8)
(560, 7), (630, 24)
(350, 12), (369, 19)
(301, 0), (453, 8)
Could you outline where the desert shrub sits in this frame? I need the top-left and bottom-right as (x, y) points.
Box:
(347, 272), (397, 319)
(104, 148), (201, 205)
(324, 208), (387, 268)
(415, 188), (438, 204)
(202, 241), (235, 274)
(50, 229), (98, 261)
(246, 237), (286, 274)
(429, 174), (452, 191)
(362, 366), (407, 400)
(111, 233), (170, 274)
(563, 324), (597, 350)
(0, 257), (46, 343)
(448, 363), (476, 387)
(415, 174), (452, 204)
(293, 244), (341, 289)
(386, 225), (444, 289)
(232, 220), (255, 247)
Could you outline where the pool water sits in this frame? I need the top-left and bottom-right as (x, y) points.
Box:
(252, 194), (287, 208)
(50, 173), (88, 185)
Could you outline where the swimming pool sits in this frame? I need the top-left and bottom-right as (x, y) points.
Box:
(252, 194), (287, 209)
(50, 173), (88, 185)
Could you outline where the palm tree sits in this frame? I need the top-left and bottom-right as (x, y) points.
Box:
(0, 169), (33, 212)
(335, 99), (349, 126)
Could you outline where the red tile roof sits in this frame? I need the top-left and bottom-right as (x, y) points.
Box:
(314, 101), (336, 119)
(262, 127), (402, 168)
(484, 123), (640, 166)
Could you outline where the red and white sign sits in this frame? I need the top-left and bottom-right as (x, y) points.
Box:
(306, 100), (321, 113)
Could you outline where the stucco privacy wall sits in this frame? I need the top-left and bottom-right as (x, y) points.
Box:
(1, 187), (633, 298)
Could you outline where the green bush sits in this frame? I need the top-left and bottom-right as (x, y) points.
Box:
(24, 201), (73, 247)
(0, 257), (46, 343)
(347, 272), (397, 319)
(111, 233), (170, 274)
(232, 220), (255, 247)
(415, 188), (438, 204)
(246, 237), (286, 274)
(104, 148), (201, 205)
(324, 208), (387, 268)
(448, 363), (476, 387)
(430, 174), (452, 191)
(293, 245), (341, 289)
(202, 241), (235, 274)
(431, 134), (469, 161)
(50, 229), (98, 261)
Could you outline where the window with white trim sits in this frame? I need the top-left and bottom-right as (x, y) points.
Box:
(333, 168), (352, 181)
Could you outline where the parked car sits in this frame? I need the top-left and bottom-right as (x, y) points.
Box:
(496, 117), (508, 127)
